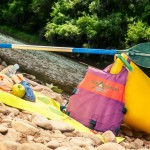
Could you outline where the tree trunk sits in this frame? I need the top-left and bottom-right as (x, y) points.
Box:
(0, 48), (88, 93)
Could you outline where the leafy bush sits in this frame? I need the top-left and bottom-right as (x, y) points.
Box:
(45, 22), (81, 45)
(126, 21), (150, 45)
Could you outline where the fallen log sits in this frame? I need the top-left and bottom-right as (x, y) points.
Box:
(0, 48), (88, 93)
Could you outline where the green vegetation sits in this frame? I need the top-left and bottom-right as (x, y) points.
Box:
(126, 21), (150, 45)
(0, 0), (150, 49)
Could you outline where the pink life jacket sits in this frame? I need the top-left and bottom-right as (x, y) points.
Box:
(66, 65), (128, 135)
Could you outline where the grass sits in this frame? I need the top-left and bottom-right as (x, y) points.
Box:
(0, 25), (49, 45)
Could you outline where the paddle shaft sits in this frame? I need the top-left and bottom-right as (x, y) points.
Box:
(0, 43), (150, 56)
(1, 43), (150, 68)
(0, 43), (122, 55)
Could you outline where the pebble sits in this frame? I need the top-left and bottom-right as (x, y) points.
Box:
(17, 143), (51, 150)
(97, 142), (125, 150)
(102, 130), (116, 143)
(46, 140), (61, 149)
(11, 121), (39, 135)
(0, 125), (8, 133)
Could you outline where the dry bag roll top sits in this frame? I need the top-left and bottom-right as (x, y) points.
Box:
(66, 54), (131, 135)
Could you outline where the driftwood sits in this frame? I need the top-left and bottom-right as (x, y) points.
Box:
(0, 48), (88, 93)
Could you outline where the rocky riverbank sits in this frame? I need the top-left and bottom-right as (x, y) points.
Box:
(0, 60), (149, 149)
(0, 102), (146, 150)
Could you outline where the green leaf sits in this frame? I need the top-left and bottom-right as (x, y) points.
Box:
(46, 83), (63, 94)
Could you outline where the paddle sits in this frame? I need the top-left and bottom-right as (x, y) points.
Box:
(0, 43), (150, 68)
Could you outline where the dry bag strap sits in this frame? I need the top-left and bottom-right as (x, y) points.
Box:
(89, 120), (96, 130)
(117, 54), (132, 72)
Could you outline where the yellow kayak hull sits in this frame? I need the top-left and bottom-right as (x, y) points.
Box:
(110, 53), (150, 133)
(124, 61), (150, 133)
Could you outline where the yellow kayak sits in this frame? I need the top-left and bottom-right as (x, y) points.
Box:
(124, 61), (150, 133)
(110, 54), (150, 133)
